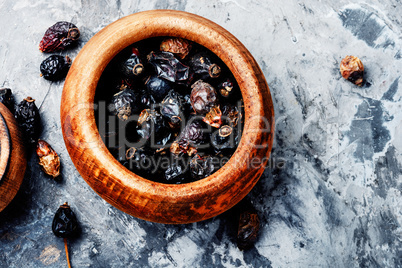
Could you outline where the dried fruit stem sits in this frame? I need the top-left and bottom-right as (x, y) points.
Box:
(64, 238), (71, 268)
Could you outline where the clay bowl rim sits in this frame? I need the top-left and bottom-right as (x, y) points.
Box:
(61, 10), (274, 223)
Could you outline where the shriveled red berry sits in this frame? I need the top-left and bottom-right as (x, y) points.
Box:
(160, 37), (192, 59)
(36, 140), (61, 178)
(340, 55), (364, 86)
(39, 21), (80, 53)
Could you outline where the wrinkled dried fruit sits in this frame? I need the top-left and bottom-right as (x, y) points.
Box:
(121, 47), (144, 77)
(160, 37), (192, 59)
(137, 109), (171, 147)
(237, 209), (260, 250)
(148, 51), (189, 82)
(36, 140), (60, 178)
(340, 55), (364, 86)
(109, 88), (138, 121)
(218, 78), (234, 98)
(190, 80), (218, 114)
(165, 161), (186, 183)
(190, 52), (221, 78)
(222, 104), (241, 127)
(39, 21), (80, 53)
(171, 120), (205, 156)
(145, 75), (172, 101)
(160, 90), (183, 127)
(190, 155), (216, 179)
(40, 55), (71, 81)
(211, 125), (239, 154)
(203, 105), (222, 128)
(15, 97), (41, 144)
(52, 202), (79, 238)
(0, 88), (15, 113)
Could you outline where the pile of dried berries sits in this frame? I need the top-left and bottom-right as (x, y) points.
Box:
(95, 36), (244, 184)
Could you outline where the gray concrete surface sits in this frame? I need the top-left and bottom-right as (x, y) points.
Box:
(0, 0), (401, 267)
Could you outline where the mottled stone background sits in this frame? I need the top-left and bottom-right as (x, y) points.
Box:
(0, 0), (401, 267)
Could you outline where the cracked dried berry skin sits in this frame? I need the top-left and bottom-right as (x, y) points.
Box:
(121, 47), (144, 78)
(0, 88), (15, 113)
(39, 21), (80, 53)
(145, 75), (172, 101)
(148, 51), (189, 82)
(15, 97), (41, 145)
(40, 55), (71, 81)
(160, 37), (192, 59)
(190, 52), (221, 79)
(340, 55), (364, 86)
(171, 120), (206, 156)
(190, 80), (218, 114)
(222, 103), (242, 127)
(52, 202), (79, 238)
(137, 109), (172, 147)
(109, 88), (138, 121)
(36, 140), (60, 178)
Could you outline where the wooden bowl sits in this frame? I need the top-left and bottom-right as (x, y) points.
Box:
(61, 10), (274, 224)
(0, 102), (27, 213)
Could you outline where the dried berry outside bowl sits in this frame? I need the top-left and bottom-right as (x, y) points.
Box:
(61, 10), (274, 224)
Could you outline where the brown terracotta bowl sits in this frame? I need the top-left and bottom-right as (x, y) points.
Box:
(61, 10), (274, 224)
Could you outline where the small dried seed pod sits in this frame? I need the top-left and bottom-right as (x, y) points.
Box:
(36, 140), (61, 178)
(121, 47), (144, 77)
(189, 53), (221, 78)
(340, 55), (364, 86)
(202, 105), (222, 128)
(160, 37), (192, 59)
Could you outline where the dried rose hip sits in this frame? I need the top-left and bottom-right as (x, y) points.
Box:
(52, 202), (79, 268)
(160, 37), (192, 59)
(237, 207), (260, 250)
(190, 52), (221, 79)
(145, 75), (172, 101)
(15, 97), (41, 144)
(36, 140), (60, 178)
(190, 155), (216, 179)
(39, 21), (80, 53)
(171, 120), (206, 156)
(211, 125), (239, 154)
(147, 51), (189, 82)
(121, 47), (144, 77)
(40, 55), (72, 81)
(0, 88), (15, 113)
(203, 106), (222, 128)
(340, 55), (364, 86)
(160, 90), (183, 127)
(222, 103), (241, 127)
(137, 109), (172, 147)
(190, 80), (218, 114)
(109, 88), (138, 121)
(218, 78), (235, 98)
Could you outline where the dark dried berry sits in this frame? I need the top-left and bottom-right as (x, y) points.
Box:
(190, 155), (216, 179)
(160, 37), (192, 59)
(0, 88), (15, 113)
(147, 51), (189, 82)
(138, 90), (156, 110)
(52, 202), (79, 238)
(171, 120), (206, 156)
(40, 55), (71, 81)
(237, 208), (260, 250)
(39, 21), (80, 53)
(190, 80), (218, 114)
(109, 88), (138, 121)
(15, 97), (41, 144)
(211, 125), (239, 154)
(165, 161), (187, 183)
(160, 90), (183, 127)
(137, 109), (172, 147)
(221, 103), (241, 127)
(218, 78), (235, 98)
(121, 48), (144, 78)
(145, 75), (172, 101)
(36, 140), (60, 178)
(189, 52), (221, 79)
